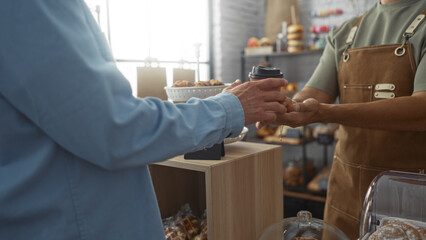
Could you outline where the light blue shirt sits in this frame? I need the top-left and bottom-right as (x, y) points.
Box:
(0, 0), (244, 239)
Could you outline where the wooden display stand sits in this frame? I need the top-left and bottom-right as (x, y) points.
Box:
(150, 142), (283, 240)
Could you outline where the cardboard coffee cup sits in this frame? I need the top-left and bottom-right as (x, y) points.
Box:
(248, 66), (284, 92)
(248, 66), (283, 81)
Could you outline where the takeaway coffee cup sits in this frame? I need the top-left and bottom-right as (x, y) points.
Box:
(248, 66), (284, 91)
(248, 66), (283, 81)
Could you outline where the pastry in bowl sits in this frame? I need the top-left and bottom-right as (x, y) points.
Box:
(172, 80), (194, 87)
(194, 81), (209, 87)
(208, 79), (224, 86)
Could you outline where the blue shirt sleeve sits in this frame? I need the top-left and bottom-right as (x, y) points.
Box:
(0, 0), (244, 170)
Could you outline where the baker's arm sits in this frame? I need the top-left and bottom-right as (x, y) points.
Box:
(317, 91), (426, 131)
(292, 86), (336, 104)
(276, 91), (426, 131)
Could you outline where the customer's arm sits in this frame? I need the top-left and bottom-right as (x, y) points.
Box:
(0, 0), (286, 170)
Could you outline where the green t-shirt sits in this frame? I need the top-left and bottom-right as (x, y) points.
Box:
(307, 0), (426, 98)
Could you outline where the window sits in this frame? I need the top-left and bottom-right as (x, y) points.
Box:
(85, 0), (211, 95)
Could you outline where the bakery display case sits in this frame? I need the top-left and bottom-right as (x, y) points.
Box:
(259, 210), (349, 240)
(149, 141), (283, 240)
(359, 171), (426, 240)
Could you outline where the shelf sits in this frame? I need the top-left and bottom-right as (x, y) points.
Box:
(245, 136), (314, 146)
(283, 189), (326, 203)
(240, 48), (323, 82)
(243, 49), (323, 58)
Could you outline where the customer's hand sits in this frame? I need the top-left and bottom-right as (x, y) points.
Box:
(256, 98), (320, 128)
(223, 78), (289, 125)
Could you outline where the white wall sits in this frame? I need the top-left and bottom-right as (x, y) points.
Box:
(212, 0), (265, 82)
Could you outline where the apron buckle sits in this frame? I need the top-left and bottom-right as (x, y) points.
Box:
(343, 53), (350, 62)
(395, 33), (411, 57)
(394, 46), (406, 56)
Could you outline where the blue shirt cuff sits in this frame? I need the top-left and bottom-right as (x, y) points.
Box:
(208, 92), (244, 138)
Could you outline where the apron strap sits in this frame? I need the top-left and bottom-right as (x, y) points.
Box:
(344, 15), (364, 47)
(405, 10), (426, 36)
(344, 9), (426, 61)
(342, 14), (365, 62)
(395, 9), (426, 56)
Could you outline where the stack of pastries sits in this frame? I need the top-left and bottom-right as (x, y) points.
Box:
(287, 24), (305, 53)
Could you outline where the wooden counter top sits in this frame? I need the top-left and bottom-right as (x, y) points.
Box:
(155, 141), (282, 171)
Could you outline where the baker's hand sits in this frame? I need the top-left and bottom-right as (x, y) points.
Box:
(256, 98), (320, 128)
(223, 78), (289, 125)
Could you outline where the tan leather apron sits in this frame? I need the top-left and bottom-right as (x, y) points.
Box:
(323, 11), (426, 240)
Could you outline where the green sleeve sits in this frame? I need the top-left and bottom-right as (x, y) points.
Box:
(305, 18), (358, 99)
(413, 40), (426, 93)
(305, 37), (339, 98)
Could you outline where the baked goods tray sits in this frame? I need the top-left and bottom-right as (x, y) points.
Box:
(360, 216), (426, 240)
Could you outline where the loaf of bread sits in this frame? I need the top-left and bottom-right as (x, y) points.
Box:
(164, 227), (186, 240)
(207, 79), (224, 86)
(194, 81), (209, 87)
(368, 218), (426, 240)
(193, 218), (207, 240)
(287, 24), (304, 53)
(288, 24), (304, 34)
(288, 40), (305, 47)
(283, 160), (316, 186)
(256, 126), (277, 138)
(287, 33), (304, 40)
(176, 216), (199, 239)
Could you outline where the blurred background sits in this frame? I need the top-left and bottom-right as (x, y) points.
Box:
(84, 0), (378, 219)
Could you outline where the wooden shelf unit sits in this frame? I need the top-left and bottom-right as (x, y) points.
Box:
(240, 49), (323, 82)
(243, 49), (323, 59)
(283, 189), (326, 203)
(244, 130), (329, 203)
(150, 142), (283, 240)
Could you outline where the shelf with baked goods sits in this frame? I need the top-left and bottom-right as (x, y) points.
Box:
(244, 124), (337, 205)
(240, 49), (323, 82)
(243, 48), (323, 58)
(246, 125), (315, 145)
(149, 141), (283, 240)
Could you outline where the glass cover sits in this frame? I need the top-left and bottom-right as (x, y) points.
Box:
(259, 211), (349, 240)
(359, 171), (426, 240)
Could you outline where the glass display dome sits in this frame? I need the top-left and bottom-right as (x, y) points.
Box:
(259, 210), (349, 240)
(359, 171), (426, 240)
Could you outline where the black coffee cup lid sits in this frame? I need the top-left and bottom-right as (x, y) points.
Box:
(248, 66), (283, 79)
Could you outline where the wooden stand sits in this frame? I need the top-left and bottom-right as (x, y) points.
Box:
(150, 142), (283, 240)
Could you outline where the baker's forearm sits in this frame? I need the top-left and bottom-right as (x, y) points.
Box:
(293, 86), (335, 104)
(318, 93), (426, 131)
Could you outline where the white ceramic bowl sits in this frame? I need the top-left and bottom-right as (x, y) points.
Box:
(224, 127), (249, 144)
(164, 85), (227, 102)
